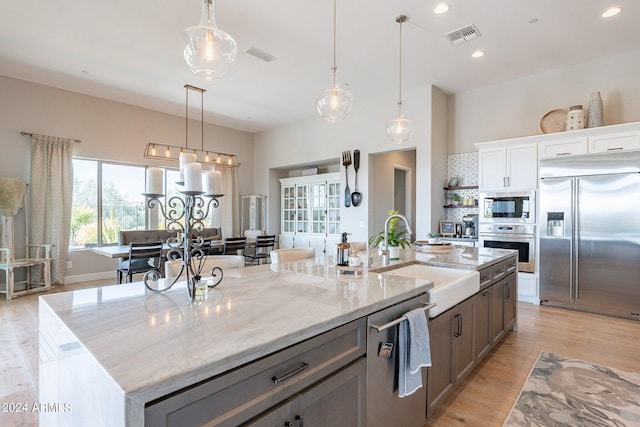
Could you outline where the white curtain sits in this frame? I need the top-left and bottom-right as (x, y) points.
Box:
(30, 134), (74, 284)
(213, 166), (239, 238)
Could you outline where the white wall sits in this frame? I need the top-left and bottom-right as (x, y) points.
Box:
(253, 84), (435, 243)
(449, 49), (640, 153)
(0, 75), (254, 281)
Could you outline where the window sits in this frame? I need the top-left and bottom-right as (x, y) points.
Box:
(71, 160), (219, 249)
(70, 159), (146, 248)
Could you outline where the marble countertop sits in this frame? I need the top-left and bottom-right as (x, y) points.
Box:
(39, 247), (516, 407)
(40, 259), (433, 405)
(371, 246), (517, 272)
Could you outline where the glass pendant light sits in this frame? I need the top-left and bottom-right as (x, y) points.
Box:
(183, 0), (237, 81)
(386, 15), (413, 144)
(316, 0), (353, 123)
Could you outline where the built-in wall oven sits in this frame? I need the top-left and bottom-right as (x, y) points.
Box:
(478, 223), (536, 273)
(478, 191), (536, 273)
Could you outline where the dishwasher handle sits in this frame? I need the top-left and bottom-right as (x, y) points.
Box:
(369, 302), (436, 332)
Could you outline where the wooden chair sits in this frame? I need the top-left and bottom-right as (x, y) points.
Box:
(269, 248), (315, 263)
(0, 245), (52, 300)
(223, 237), (247, 256)
(117, 241), (163, 284)
(244, 235), (276, 265)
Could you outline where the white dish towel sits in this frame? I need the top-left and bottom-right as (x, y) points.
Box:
(398, 308), (432, 398)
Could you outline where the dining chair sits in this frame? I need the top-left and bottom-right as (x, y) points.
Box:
(223, 237), (247, 256)
(244, 235), (276, 265)
(117, 241), (163, 284)
(269, 248), (315, 263)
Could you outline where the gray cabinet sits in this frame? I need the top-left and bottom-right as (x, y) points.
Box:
(246, 358), (366, 427)
(427, 295), (476, 412)
(429, 254), (518, 417)
(474, 255), (518, 351)
(144, 319), (366, 427)
(475, 287), (492, 361)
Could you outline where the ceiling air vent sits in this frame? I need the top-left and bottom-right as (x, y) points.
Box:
(444, 24), (481, 45)
(245, 47), (277, 63)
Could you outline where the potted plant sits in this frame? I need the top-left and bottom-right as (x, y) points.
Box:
(426, 232), (438, 244)
(368, 210), (411, 260)
(452, 194), (461, 206)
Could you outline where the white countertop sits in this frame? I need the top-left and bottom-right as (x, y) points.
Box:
(40, 258), (433, 405)
(39, 247), (516, 416)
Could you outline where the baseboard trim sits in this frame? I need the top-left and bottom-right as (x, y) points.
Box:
(517, 295), (540, 305)
(64, 271), (114, 284)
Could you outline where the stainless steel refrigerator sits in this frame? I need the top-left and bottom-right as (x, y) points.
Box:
(539, 151), (640, 320)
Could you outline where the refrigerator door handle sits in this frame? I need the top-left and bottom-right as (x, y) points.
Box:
(574, 178), (580, 302)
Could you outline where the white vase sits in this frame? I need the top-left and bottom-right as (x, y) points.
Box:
(388, 245), (400, 260)
(587, 92), (604, 128)
(566, 105), (585, 131)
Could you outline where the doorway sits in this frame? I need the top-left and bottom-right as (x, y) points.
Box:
(368, 150), (416, 239)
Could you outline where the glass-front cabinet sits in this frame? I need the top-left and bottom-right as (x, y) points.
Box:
(280, 173), (340, 255)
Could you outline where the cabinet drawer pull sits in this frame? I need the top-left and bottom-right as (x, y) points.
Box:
(295, 415), (304, 427)
(555, 152), (571, 156)
(606, 147), (624, 151)
(272, 362), (310, 384)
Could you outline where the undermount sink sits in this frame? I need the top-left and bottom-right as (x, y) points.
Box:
(380, 264), (479, 317)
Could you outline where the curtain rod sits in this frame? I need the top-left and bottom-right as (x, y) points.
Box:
(20, 131), (81, 143)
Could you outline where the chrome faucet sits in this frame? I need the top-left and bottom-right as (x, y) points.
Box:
(383, 213), (412, 266)
(366, 213), (413, 269)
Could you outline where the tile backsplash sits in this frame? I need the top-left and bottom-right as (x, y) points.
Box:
(446, 152), (479, 222)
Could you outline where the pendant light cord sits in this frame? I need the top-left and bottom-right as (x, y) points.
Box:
(332, 0), (338, 87)
(397, 15), (406, 113)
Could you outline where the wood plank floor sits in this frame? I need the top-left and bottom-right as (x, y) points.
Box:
(425, 303), (640, 427)
(1, 282), (638, 427)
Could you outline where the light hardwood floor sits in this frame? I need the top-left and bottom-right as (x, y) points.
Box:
(1, 282), (639, 427)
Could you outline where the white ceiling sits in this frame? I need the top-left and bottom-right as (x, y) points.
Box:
(1, 0), (637, 133)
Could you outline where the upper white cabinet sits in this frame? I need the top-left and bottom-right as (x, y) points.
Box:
(478, 143), (538, 191)
(588, 132), (640, 153)
(538, 137), (588, 159)
(538, 122), (640, 158)
(279, 173), (341, 254)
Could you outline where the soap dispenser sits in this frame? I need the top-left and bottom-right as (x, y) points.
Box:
(336, 232), (351, 266)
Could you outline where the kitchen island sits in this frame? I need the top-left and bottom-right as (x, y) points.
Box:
(39, 247), (515, 426)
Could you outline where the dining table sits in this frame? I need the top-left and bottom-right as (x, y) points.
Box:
(90, 239), (253, 258)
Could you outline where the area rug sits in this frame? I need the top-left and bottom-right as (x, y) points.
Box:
(503, 351), (640, 427)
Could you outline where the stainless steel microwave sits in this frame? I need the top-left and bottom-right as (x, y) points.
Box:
(479, 191), (536, 224)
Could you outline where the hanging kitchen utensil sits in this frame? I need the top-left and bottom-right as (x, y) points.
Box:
(342, 150), (352, 207)
(351, 149), (362, 206)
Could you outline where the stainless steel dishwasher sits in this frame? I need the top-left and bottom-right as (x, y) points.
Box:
(366, 293), (434, 427)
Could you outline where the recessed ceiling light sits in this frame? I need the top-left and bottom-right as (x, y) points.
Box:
(433, 3), (451, 14)
(602, 7), (622, 18)
(472, 50), (485, 58)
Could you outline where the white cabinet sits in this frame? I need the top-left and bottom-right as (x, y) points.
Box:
(279, 173), (341, 255)
(538, 137), (588, 159)
(478, 143), (538, 190)
(588, 132), (640, 153)
(517, 272), (538, 304)
(538, 123), (640, 159)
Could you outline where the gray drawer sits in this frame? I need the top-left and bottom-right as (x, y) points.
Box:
(479, 267), (492, 289)
(145, 318), (366, 427)
(491, 261), (507, 282)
